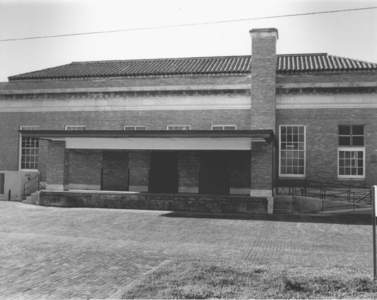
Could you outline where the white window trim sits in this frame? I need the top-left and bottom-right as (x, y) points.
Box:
(64, 125), (86, 130)
(278, 124), (306, 178)
(123, 125), (147, 131)
(19, 125), (40, 171)
(166, 124), (191, 130)
(211, 124), (237, 130)
(337, 146), (366, 179)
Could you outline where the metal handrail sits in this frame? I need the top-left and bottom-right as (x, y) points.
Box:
(276, 180), (371, 212)
(23, 174), (40, 198)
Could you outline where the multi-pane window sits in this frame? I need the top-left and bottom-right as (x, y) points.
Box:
(338, 125), (365, 178)
(20, 125), (39, 170)
(167, 125), (191, 130)
(338, 125), (364, 146)
(64, 125), (86, 131)
(211, 124), (237, 130)
(279, 125), (306, 176)
(21, 136), (39, 169)
(124, 125), (147, 131)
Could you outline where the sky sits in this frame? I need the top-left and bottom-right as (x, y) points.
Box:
(0, 0), (376, 81)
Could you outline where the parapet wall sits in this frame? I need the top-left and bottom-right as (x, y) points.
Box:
(38, 190), (268, 214)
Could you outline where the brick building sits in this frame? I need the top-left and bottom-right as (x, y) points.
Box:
(0, 28), (377, 213)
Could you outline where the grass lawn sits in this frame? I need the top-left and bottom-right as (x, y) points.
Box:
(0, 201), (376, 299)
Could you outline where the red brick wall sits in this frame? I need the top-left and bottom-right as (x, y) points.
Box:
(0, 109), (250, 172)
(277, 108), (377, 186)
(46, 140), (65, 188)
(177, 151), (200, 193)
(250, 142), (273, 190)
(102, 151), (129, 191)
(229, 151), (250, 188)
(67, 150), (102, 188)
(250, 32), (277, 130)
(128, 151), (150, 191)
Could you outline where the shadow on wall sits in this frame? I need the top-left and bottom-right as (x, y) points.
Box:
(161, 211), (374, 225)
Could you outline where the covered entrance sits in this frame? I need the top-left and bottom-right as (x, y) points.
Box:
(149, 151), (178, 193)
(101, 151), (129, 191)
(199, 152), (230, 194)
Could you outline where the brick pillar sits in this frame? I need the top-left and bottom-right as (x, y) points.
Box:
(177, 151), (200, 193)
(128, 151), (150, 192)
(250, 141), (274, 214)
(249, 28), (278, 214)
(46, 140), (67, 191)
(250, 28), (278, 130)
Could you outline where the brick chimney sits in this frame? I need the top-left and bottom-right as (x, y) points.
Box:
(249, 28), (278, 131)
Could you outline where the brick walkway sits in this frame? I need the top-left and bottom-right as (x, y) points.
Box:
(0, 202), (372, 299)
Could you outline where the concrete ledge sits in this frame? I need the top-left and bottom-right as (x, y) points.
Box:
(67, 184), (101, 190)
(178, 186), (199, 193)
(38, 191), (268, 214)
(129, 185), (148, 192)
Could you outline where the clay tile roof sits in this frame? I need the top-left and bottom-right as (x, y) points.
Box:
(8, 53), (377, 81)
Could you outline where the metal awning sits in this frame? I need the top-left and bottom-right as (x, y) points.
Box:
(19, 130), (273, 151)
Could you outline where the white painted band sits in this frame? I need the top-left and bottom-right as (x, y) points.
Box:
(0, 94), (251, 112)
(277, 93), (377, 109)
(65, 137), (252, 150)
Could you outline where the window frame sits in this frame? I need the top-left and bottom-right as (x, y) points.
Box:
(166, 124), (191, 130)
(338, 125), (364, 146)
(211, 124), (237, 130)
(19, 125), (40, 171)
(64, 125), (86, 131)
(278, 124), (306, 178)
(337, 146), (365, 179)
(123, 125), (147, 131)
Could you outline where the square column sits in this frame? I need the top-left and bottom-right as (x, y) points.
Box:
(129, 151), (150, 192)
(46, 140), (68, 191)
(178, 151), (200, 193)
(250, 141), (274, 214)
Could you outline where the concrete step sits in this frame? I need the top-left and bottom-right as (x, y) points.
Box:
(22, 191), (40, 205)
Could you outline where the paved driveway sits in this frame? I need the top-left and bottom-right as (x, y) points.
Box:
(0, 202), (373, 299)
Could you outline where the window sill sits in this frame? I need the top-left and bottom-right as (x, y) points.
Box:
(279, 175), (306, 178)
(337, 176), (365, 180)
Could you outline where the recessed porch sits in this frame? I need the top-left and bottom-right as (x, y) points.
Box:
(21, 129), (274, 214)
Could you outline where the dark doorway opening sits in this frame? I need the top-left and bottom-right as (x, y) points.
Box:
(199, 152), (230, 195)
(149, 152), (178, 193)
(101, 151), (129, 191)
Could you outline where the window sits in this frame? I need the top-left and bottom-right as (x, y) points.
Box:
(124, 125), (147, 131)
(279, 125), (306, 177)
(338, 125), (365, 178)
(211, 124), (237, 130)
(338, 125), (364, 146)
(64, 125), (86, 131)
(338, 148), (365, 178)
(20, 125), (39, 170)
(167, 125), (191, 130)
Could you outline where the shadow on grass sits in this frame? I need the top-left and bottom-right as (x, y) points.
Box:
(122, 260), (377, 299)
(161, 211), (374, 225)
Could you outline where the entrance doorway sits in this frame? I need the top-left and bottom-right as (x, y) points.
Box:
(101, 151), (129, 191)
(199, 152), (230, 194)
(149, 152), (178, 193)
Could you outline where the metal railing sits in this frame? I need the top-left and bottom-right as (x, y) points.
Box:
(276, 179), (371, 213)
(23, 174), (40, 199)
